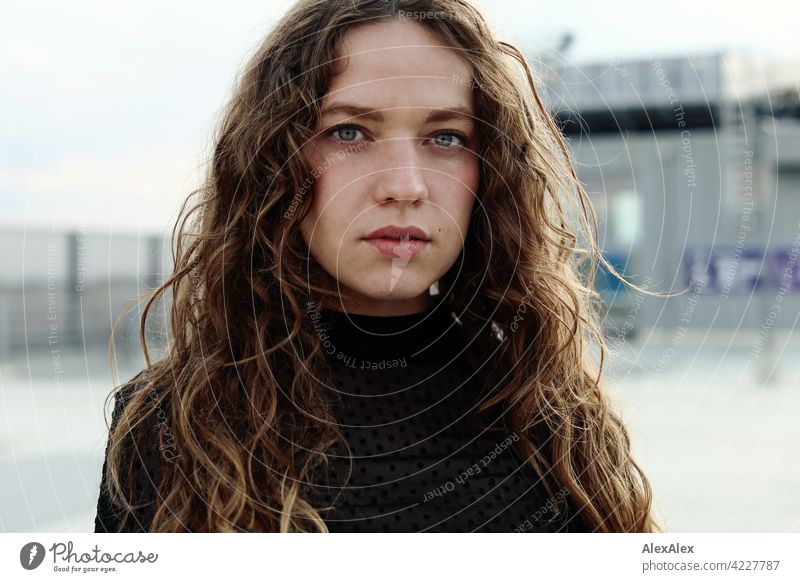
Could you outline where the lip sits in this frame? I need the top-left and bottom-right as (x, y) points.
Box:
(362, 225), (430, 259)
(363, 225), (430, 242)
(364, 237), (429, 258)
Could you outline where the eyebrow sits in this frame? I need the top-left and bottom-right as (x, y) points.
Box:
(319, 103), (475, 124)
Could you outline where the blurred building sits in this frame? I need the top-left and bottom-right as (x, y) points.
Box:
(534, 49), (800, 338)
(0, 227), (168, 362)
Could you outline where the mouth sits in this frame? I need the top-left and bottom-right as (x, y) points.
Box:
(363, 225), (430, 242)
(362, 225), (431, 259)
(362, 236), (429, 259)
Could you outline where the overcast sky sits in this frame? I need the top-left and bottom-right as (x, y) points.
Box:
(2, 0), (798, 234)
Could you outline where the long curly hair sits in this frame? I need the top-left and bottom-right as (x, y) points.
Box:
(103, 0), (666, 532)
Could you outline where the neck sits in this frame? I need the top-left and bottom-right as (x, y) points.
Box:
(316, 292), (433, 317)
(315, 300), (460, 366)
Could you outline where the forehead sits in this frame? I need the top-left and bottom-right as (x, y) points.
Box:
(323, 19), (475, 112)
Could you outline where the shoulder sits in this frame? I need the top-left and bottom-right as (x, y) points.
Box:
(108, 368), (166, 463)
(108, 369), (152, 424)
(95, 368), (162, 533)
(106, 368), (164, 479)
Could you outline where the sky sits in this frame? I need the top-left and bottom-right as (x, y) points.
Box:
(1, 0), (798, 234)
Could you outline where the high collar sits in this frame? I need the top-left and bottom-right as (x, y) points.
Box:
(314, 304), (465, 367)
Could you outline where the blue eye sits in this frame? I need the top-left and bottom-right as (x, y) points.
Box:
(432, 132), (464, 148)
(326, 124), (468, 150)
(329, 125), (364, 142)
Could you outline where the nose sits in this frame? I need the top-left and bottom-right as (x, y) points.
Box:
(372, 136), (429, 206)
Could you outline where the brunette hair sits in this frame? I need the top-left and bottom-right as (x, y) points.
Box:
(103, 0), (665, 532)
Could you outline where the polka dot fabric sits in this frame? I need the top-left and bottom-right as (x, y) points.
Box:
(94, 306), (583, 532)
(308, 305), (582, 533)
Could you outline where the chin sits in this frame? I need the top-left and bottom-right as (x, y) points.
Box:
(343, 271), (430, 299)
(355, 283), (428, 300)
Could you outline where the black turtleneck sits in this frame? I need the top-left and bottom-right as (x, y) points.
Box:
(304, 303), (581, 532)
(314, 302), (464, 368)
(95, 304), (583, 533)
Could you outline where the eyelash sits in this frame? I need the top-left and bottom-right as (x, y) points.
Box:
(325, 123), (469, 151)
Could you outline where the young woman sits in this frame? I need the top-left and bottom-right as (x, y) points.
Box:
(95, 0), (661, 533)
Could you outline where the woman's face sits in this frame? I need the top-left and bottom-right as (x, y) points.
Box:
(299, 19), (480, 316)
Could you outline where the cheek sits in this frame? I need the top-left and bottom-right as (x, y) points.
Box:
(429, 192), (475, 255)
(454, 197), (476, 244)
(305, 150), (375, 240)
(447, 159), (479, 232)
(299, 157), (339, 245)
(300, 175), (353, 255)
(300, 195), (329, 253)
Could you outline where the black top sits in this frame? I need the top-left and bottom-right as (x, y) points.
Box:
(95, 304), (583, 532)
